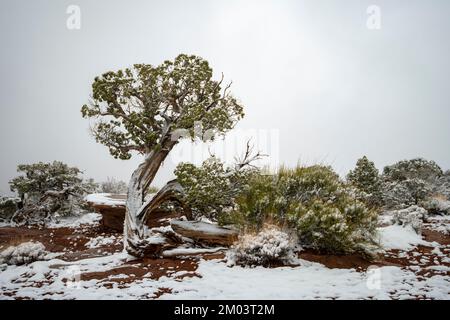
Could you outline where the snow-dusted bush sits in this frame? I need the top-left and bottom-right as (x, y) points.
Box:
(433, 172), (450, 200)
(8, 161), (98, 225)
(422, 197), (450, 215)
(227, 224), (298, 267)
(391, 205), (427, 234)
(99, 177), (128, 194)
(381, 158), (443, 209)
(0, 241), (48, 265)
(381, 181), (416, 209)
(233, 165), (378, 255)
(347, 156), (383, 207)
(175, 156), (256, 220)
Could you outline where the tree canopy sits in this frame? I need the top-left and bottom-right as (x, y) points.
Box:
(81, 54), (244, 160)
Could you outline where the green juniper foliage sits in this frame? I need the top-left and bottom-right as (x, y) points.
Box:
(175, 156), (256, 220)
(10, 162), (85, 204)
(347, 156), (383, 207)
(81, 54), (244, 161)
(8, 161), (97, 221)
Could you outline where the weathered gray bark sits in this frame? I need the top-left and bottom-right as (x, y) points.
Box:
(123, 139), (192, 257)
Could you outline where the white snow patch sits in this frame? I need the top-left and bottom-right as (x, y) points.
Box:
(84, 193), (125, 207)
(158, 259), (449, 300)
(1, 254), (448, 300)
(378, 225), (429, 250)
(85, 235), (118, 249)
(47, 212), (102, 229)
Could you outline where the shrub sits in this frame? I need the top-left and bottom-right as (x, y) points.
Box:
(422, 196), (450, 215)
(8, 161), (98, 224)
(347, 156), (383, 207)
(390, 205), (427, 234)
(175, 156), (256, 220)
(381, 158), (443, 209)
(100, 177), (128, 194)
(381, 181), (416, 209)
(231, 165), (378, 255)
(433, 172), (450, 200)
(0, 241), (48, 265)
(227, 224), (298, 267)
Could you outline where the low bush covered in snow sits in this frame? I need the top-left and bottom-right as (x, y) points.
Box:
(422, 197), (450, 216)
(227, 224), (298, 267)
(390, 205), (427, 234)
(381, 158), (443, 210)
(8, 161), (97, 225)
(230, 165), (379, 256)
(0, 241), (48, 265)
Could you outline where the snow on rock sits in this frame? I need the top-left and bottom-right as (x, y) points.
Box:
(0, 242), (48, 266)
(84, 193), (126, 207)
(47, 212), (102, 229)
(378, 225), (430, 250)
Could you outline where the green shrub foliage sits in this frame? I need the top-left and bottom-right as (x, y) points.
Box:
(233, 165), (378, 255)
(175, 156), (256, 220)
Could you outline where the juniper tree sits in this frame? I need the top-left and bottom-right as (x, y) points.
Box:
(174, 144), (262, 222)
(347, 156), (383, 207)
(81, 54), (244, 257)
(10, 161), (85, 205)
(381, 158), (443, 207)
(8, 161), (96, 224)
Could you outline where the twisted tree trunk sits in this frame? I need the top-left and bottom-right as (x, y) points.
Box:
(123, 140), (190, 257)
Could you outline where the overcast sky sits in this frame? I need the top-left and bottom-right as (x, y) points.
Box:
(1, 0), (449, 194)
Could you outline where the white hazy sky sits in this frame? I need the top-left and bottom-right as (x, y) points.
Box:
(1, 0), (449, 194)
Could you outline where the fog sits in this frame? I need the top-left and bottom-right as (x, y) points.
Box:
(1, 0), (449, 194)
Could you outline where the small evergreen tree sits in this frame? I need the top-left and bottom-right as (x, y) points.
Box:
(381, 158), (443, 208)
(8, 161), (97, 224)
(347, 156), (383, 207)
(175, 155), (258, 221)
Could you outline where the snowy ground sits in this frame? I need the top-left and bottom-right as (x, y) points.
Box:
(0, 213), (449, 300)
